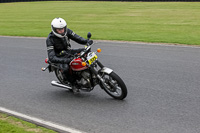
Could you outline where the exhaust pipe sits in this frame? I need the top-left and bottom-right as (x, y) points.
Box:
(51, 81), (72, 90)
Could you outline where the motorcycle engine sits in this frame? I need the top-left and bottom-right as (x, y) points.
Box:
(79, 71), (91, 88)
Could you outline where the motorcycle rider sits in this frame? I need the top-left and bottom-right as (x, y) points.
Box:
(46, 17), (93, 91)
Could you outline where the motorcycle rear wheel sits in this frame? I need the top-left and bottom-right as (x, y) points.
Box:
(54, 68), (72, 90)
(100, 72), (127, 100)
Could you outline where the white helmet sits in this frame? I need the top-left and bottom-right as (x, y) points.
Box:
(51, 17), (67, 38)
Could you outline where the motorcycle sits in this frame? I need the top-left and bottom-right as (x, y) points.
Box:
(42, 32), (127, 100)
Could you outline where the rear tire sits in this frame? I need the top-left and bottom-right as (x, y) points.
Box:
(54, 68), (72, 91)
(100, 72), (127, 100)
(55, 68), (65, 84)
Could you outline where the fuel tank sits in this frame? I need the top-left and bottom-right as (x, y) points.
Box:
(70, 58), (88, 71)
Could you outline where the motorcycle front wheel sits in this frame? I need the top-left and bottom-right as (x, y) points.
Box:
(100, 72), (127, 100)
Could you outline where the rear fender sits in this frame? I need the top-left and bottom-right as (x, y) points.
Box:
(49, 64), (59, 72)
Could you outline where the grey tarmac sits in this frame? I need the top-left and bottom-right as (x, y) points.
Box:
(0, 36), (200, 133)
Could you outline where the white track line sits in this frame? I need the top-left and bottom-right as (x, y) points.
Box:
(0, 107), (86, 133)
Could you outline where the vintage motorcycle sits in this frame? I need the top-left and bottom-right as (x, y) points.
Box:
(42, 33), (127, 100)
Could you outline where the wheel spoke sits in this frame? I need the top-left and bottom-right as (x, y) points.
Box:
(100, 72), (127, 100)
(102, 74), (122, 96)
(57, 70), (64, 80)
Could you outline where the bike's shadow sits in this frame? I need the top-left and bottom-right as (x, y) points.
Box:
(46, 87), (128, 104)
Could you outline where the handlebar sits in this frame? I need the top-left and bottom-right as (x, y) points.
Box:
(75, 32), (93, 58)
(76, 42), (93, 59)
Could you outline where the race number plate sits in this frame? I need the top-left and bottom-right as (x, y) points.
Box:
(87, 52), (98, 65)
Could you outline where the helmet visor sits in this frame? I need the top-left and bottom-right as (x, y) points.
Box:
(52, 26), (67, 37)
(56, 28), (65, 34)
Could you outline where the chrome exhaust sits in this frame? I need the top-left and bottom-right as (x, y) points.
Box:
(51, 81), (72, 90)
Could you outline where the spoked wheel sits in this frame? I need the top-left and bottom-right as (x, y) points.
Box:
(55, 68), (65, 84)
(54, 68), (72, 90)
(100, 72), (127, 100)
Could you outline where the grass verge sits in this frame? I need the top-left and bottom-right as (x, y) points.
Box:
(0, 1), (199, 45)
(0, 112), (56, 133)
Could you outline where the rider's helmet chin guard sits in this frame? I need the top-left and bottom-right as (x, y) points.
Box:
(51, 17), (67, 38)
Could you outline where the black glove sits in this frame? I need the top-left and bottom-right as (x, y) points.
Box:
(87, 40), (93, 45)
(59, 50), (67, 56)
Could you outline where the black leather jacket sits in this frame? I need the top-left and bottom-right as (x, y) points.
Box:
(46, 28), (88, 64)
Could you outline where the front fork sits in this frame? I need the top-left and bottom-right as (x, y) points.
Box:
(90, 60), (113, 88)
(90, 60), (104, 82)
(96, 60), (104, 68)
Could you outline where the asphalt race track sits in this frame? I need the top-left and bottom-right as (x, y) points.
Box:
(0, 36), (200, 133)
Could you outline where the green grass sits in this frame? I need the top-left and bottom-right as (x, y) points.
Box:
(0, 1), (200, 45)
(0, 112), (56, 133)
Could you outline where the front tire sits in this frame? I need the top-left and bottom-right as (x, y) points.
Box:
(100, 72), (127, 100)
